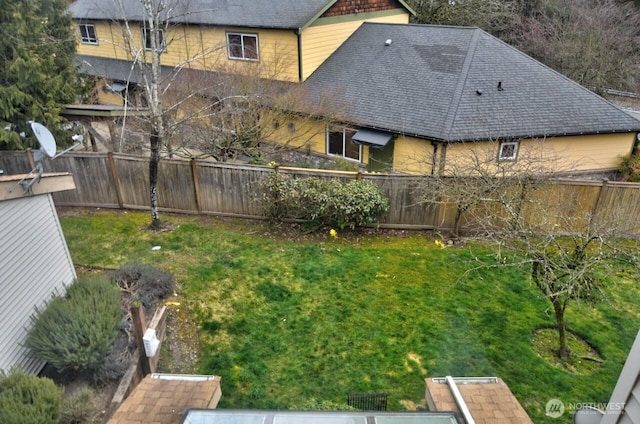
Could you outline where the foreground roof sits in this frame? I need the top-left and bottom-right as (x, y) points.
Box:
(70, 0), (362, 30)
(182, 410), (461, 424)
(304, 23), (640, 142)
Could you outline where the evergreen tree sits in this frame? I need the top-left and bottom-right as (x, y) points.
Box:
(0, 0), (79, 149)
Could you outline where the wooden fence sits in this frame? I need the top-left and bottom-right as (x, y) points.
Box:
(2, 151), (640, 235)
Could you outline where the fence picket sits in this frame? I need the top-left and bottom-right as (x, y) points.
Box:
(2, 151), (639, 234)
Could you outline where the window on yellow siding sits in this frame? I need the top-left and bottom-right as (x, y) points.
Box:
(227, 33), (259, 61)
(327, 126), (361, 161)
(141, 27), (165, 51)
(498, 140), (519, 161)
(79, 24), (98, 44)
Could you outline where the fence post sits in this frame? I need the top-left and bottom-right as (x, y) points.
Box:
(108, 152), (124, 208)
(191, 158), (201, 213)
(130, 304), (151, 376)
(588, 179), (609, 231)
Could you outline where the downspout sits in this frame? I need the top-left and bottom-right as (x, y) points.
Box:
(438, 142), (447, 176)
(296, 29), (303, 82)
(431, 141), (438, 176)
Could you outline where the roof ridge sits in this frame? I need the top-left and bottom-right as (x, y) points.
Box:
(442, 28), (481, 141)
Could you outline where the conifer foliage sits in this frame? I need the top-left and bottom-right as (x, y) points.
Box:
(0, 0), (79, 149)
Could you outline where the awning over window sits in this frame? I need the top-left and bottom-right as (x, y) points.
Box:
(352, 129), (393, 149)
(105, 82), (127, 92)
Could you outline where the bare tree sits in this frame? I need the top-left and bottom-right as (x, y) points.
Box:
(160, 61), (344, 164)
(110, 0), (194, 229)
(423, 139), (559, 237)
(424, 141), (639, 359)
(409, 0), (517, 37)
(102, 0), (342, 229)
(506, 0), (640, 94)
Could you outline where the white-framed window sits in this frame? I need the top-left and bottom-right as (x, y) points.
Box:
(327, 125), (361, 161)
(498, 140), (519, 161)
(227, 33), (259, 61)
(141, 26), (165, 51)
(78, 24), (98, 44)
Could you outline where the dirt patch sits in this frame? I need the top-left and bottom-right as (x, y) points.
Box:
(531, 327), (604, 374)
(157, 295), (201, 374)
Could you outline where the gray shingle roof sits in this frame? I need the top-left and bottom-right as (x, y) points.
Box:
(68, 0), (334, 29)
(304, 22), (640, 142)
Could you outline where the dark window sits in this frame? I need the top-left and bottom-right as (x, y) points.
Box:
(79, 24), (97, 44)
(142, 27), (165, 51)
(327, 126), (361, 161)
(499, 140), (519, 161)
(227, 33), (259, 60)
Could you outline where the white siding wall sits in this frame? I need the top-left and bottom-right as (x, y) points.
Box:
(602, 329), (640, 424)
(0, 194), (76, 374)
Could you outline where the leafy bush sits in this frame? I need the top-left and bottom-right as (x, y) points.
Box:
(111, 263), (175, 313)
(24, 276), (122, 373)
(60, 386), (94, 424)
(619, 154), (640, 182)
(0, 370), (62, 424)
(261, 173), (388, 229)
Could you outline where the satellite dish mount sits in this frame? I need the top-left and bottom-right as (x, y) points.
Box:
(9, 122), (57, 194)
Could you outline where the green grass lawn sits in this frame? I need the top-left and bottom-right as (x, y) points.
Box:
(60, 209), (640, 423)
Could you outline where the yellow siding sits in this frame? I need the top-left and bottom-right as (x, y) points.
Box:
(542, 133), (635, 172)
(95, 80), (125, 106)
(76, 21), (299, 81)
(266, 117), (370, 165)
(300, 13), (409, 80)
(76, 21), (121, 58)
(265, 116), (327, 155)
(393, 135), (435, 174)
(442, 133), (635, 176)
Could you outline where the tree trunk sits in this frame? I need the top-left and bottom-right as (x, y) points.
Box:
(149, 129), (161, 230)
(553, 301), (570, 359)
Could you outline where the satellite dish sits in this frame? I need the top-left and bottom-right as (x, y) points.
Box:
(573, 406), (604, 424)
(8, 121), (58, 194)
(8, 121), (80, 194)
(30, 121), (57, 159)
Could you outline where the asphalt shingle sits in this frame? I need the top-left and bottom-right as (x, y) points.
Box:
(69, 0), (334, 30)
(304, 22), (640, 142)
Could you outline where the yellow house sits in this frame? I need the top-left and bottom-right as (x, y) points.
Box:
(69, 2), (640, 175)
(300, 23), (640, 175)
(69, 0), (413, 85)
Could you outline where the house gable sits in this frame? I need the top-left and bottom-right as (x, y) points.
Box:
(322, 0), (408, 17)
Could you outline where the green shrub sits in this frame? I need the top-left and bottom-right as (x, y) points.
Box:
(111, 263), (175, 313)
(60, 386), (94, 424)
(619, 154), (640, 182)
(93, 350), (130, 385)
(261, 173), (388, 229)
(24, 276), (122, 373)
(0, 370), (62, 424)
